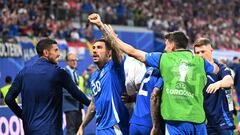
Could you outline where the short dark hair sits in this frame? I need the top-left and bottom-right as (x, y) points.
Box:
(36, 38), (57, 56)
(94, 38), (112, 50)
(5, 76), (12, 84)
(193, 38), (212, 48)
(233, 56), (238, 61)
(164, 31), (189, 49)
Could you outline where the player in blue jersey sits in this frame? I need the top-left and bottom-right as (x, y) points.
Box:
(130, 67), (164, 135)
(86, 13), (221, 134)
(77, 16), (130, 135)
(193, 38), (234, 135)
(121, 56), (146, 117)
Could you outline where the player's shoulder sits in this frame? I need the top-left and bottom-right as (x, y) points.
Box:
(147, 52), (163, 57)
(55, 66), (66, 73)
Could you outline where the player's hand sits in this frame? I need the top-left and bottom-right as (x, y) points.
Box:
(76, 125), (84, 135)
(104, 24), (118, 38)
(150, 127), (162, 135)
(121, 92), (131, 103)
(206, 81), (221, 93)
(236, 121), (240, 135)
(88, 13), (102, 27)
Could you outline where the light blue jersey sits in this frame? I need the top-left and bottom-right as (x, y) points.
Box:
(90, 59), (129, 131)
(130, 67), (162, 127)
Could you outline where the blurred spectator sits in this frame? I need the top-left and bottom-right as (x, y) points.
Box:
(70, 28), (80, 41)
(0, 0), (239, 49)
(230, 56), (240, 71)
(82, 64), (96, 96)
(83, 22), (95, 42)
(233, 57), (240, 64)
(0, 76), (19, 105)
(116, 2), (126, 25)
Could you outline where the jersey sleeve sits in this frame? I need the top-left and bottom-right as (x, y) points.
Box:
(58, 68), (90, 106)
(154, 77), (163, 89)
(5, 70), (23, 119)
(204, 60), (214, 74)
(145, 52), (162, 68)
(218, 63), (232, 79)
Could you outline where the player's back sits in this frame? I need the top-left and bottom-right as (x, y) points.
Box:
(160, 51), (207, 123)
(130, 67), (161, 127)
(21, 58), (63, 134)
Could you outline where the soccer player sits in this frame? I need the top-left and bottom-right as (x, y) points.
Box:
(77, 38), (129, 135)
(129, 67), (163, 135)
(124, 56), (146, 96)
(87, 13), (220, 134)
(193, 38), (234, 135)
(122, 56), (146, 116)
(5, 38), (90, 135)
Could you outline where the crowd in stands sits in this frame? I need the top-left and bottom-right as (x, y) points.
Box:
(0, 0), (95, 43)
(0, 0), (240, 49)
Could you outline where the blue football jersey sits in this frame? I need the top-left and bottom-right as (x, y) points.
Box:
(130, 67), (162, 127)
(204, 60), (234, 129)
(90, 59), (129, 130)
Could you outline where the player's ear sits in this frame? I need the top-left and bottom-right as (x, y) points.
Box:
(43, 49), (49, 57)
(171, 43), (176, 51)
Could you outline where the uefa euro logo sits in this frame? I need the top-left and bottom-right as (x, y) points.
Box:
(179, 60), (188, 82)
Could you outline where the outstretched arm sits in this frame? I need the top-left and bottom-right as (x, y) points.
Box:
(77, 96), (96, 135)
(60, 69), (90, 106)
(88, 14), (122, 64)
(88, 13), (146, 63)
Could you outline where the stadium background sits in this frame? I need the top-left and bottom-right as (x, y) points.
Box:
(0, 0), (240, 134)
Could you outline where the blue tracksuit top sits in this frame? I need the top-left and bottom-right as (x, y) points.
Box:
(5, 57), (90, 135)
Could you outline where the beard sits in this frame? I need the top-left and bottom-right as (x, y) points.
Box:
(48, 57), (58, 64)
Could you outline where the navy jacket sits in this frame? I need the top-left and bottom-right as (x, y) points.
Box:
(233, 64), (240, 96)
(62, 67), (83, 112)
(204, 60), (234, 129)
(5, 58), (90, 135)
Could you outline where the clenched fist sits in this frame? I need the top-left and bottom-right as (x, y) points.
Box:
(88, 13), (103, 27)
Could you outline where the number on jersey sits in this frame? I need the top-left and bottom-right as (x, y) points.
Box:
(92, 81), (101, 96)
(138, 70), (153, 96)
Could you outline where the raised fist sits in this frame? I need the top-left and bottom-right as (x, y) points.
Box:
(88, 13), (102, 27)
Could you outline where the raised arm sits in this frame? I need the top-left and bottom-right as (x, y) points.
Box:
(77, 96), (96, 135)
(88, 14), (122, 64)
(88, 13), (146, 63)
